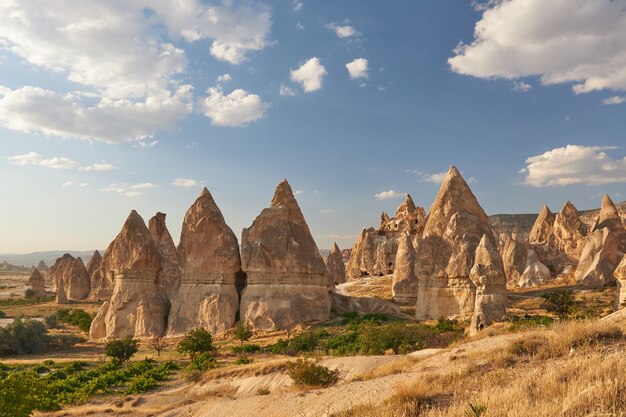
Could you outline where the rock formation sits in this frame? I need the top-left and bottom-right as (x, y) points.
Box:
(36, 260), (48, 272)
(85, 250), (102, 283)
(575, 227), (619, 288)
(167, 189), (240, 336)
(391, 234), (418, 303)
(346, 194), (426, 279)
(553, 201), (587, 261)
(148, 212), (182, 297)
(56, 285), (68, 304)
(26, 268), (47, 297)
(48, 253), (75, 290)
(239, 180), (331, 330)
(89, 210), (169, 340)
(528, 205), (555, 245)
(518, 249), (551, 288)
(414, 166), (508, 327)
(614, 255), (626, 309)
(593, 195), (626, 253)
(57, 257), (90, 301)
(325, 243), (346, 287)
(500, 237), (551, 288)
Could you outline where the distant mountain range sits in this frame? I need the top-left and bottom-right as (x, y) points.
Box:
(0, 250), (100, 268)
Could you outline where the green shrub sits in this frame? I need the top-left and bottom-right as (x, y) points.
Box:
(542, 291), (575, 320)
(234, 322), (252, 345)
(0, 296), (54, 307)
(508, 314), (555, 330)
(104, 337), (139, 363)
(189, 352), (216, 371)
(286, 359), (339, 387)
(433, 318), (459, 333)
(42, 360), (55, 367)
(55, 309), (93, 333)
(177, 328), (214, 360)
(0, 317), (49, 355)
(24, 289), (35, 299)
(48, 334), (85, 350)
(235, 356), (253, 365)
(0, 310), (5, 319)
(32, 364), (50, 374)
(43, 314), (58, 329)
(232, 343), (261, 354)
(0, 371), (58, 417)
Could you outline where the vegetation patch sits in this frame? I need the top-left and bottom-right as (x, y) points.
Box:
(286, 359), (340, 387)
(55, 308), (94, 333)
(0, 296), (54, 307)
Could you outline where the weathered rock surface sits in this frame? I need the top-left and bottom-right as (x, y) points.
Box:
(346, 194), (426, 279)
(614, 255), (626, 309)
(575, 227), (619, 288)
(553, 201), (587, 261)
(594, 195), (626, 253)
(48, 253), (75, 290)
(391, 234), (418, 303)
(85, 250), (102, 282)
(528, 205), (555, 245)
(56, 285), (68, 304)
(149, 212), (182, 297)
(501, 237), (527, 287)
(326, 243), (346, 287)
(36, 260), (48, 272)
(240, 180), (331, 330)
(59, 257), (90, 301)
(26, 268), (47, 297)
(330, 292), (408, 318)
(167, 188), (240, 336)
(518, 249), (551, 288)
(89, 211), (169, 340)
(415, 166), (507, 328)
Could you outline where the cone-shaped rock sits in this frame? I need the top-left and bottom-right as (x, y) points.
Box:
(48, 253), (75, 290)
(501, 237), (527, 286)
(392, 234), (418, 303)
(528, 205), (555, 245)
(469, 235), (508, 334)
(518, 249), (551, 288)
(575, 227), (619, 288)
(614, 256), (626, 309)
(89, 210), (169, 340)
(594, 195), (626, 252)
(36, 260), (48, 272)
(326, 243), (346, 286)
(85, 250), (102, 281)
(553, 201), (587, 261)
(57, 257), (90, 301)
(26, 268), (46, 298)
(148, 212), (181, 297)
(167, 188), (240, 336)
(240, 180), (331, 330)
(56, 285), (68, 304)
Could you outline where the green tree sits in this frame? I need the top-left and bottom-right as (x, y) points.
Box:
(234, 322), (252, 345)
(177, 328), (213, 360)
(542, 290), (575, 320)
(0, 371), (57, 417)
(104, 336), (139, 363)
(0, 317), (48, 355)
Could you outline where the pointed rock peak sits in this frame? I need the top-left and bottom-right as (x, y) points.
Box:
(29, 268), (43, 281)
(92, 250), (101, 259)
(396, 194), (416, 216)
(199, 186), (210, 197)
(149, 212), (172, 240)
(474, 234), (501, 267)
(539, 205), (553, 216)
(122, 210), (150, 234)
(448, 165), (461, 177)
(600, 194), (620, 218)
(560, 201), (578, 215)
(270, 179), (297, 207)
(330, 242), (341, 254)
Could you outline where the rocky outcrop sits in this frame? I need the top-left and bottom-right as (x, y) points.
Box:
(148, 212), (182, 297)
(240, 180), (331, 330)
(326, 243), (346, 287)
(36, 260), (48, 273)
(553, 201), (587, 261)
(575, 228), (619, 288)
(614, 256), (626, 309)
(58, 257), (90, 301)
(56, 285), (68, 304)
(501, 237), (527, 287)
(529, 205), (555, 245)
(89, 211), (169, 340)
(85, 250), (102, 282)
(593, 195), (626, 253)
(518, 249), (551, 288)
(48, 253), (75, 290)
(391, 234), (418, 303)
(167, 189), (240, 336)
(347, 195), (426, 279)
(26, 268), (47, 297)
(331, 293), (408, 318)
(415, 166), (507, 329)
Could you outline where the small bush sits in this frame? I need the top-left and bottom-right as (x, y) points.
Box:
(189, 352), (216, 371)
(43, 314), (59, 329)
(235, 356), (253, 365)
(542, 291), (575, 320)
(256, 386), (270, 395)
(232, 343), (261, 354)
(32, 364), (50, 374)
(234, 322), (252, 345)
(286, 359), (339, 387)
(508, 314), (555, 330)
(55, 309), (93, 333)
(0, 317), (49, 355)
(48, 334), (85, 350)
(177, 328), (214, 360)
(104, 337), (139, 363)
(508, 336), (548, 357)
(24, 289), (35, 299)
(0, 310), (5, 319)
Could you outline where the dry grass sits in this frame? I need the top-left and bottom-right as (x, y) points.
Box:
(202, 358), (290, 381)
(356, 356), (423, 381)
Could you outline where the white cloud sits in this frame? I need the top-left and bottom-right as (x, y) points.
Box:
(449, 0), (626, 95)
(0, 85), (192, 144)
(346, 58), (369, 79)
(511, 81), (531, 92)
(217, 73), (232, 83)
(375, 190), (405, 200)
(279, 83), (297, 96)
(327, 24), (358, 39)
(521, 145), (626, 186)
(320, 208), (335, 214)
(172, 178), (198, 188)
(603, 96), (626, 105)
(100, 184), (143, 198)
(62, 181), (90, 188)
(291, 58), (327, 92)
(295, 190), (304, 195)
(131, 183), (158, 190)
(296, 22), (305, 30)
(133, 139), (159, 149)
(292, 1), (304, 12)
(200, 86), (268, 127)
(8, 152), (117, 171)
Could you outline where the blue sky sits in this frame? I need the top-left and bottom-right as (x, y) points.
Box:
(1, 0), (625, 253)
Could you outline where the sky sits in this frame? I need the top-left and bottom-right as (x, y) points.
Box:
(1, 0), (626, 253)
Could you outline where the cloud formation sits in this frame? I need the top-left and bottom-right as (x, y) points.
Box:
(327, 23), (358, 39)
(8, 152), (116, 171)
(521, 145), (626, 186)
(449, 0), (626, 95)
(201, 86), (268, 127)
(375, 190), (405, 200)
(172, 178), (198, 188)
(291, 58), (327, 92)
(346, 58), (369, 79)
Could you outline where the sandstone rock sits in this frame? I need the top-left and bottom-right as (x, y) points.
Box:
(85, 250), (102, 280)
(148, 212), (182, 297)
(56, 285), (68, 304)
(36, 260), (48, 272)
(469, 235), (508, 334)
(501, 237), (527, 287)
(553, 201), (587, 261)
(240, 180), (331, 330)
(614, 255), (626, 309)
(326, 242), (346, 287)
(59, 257), (90, 301)
(167, 188), (240, 336)
(330, 292), (408, 318)
(528, 205), (555, 245)
(48, 253), (75, 290)
(27, 268), (47, 297)
(380, 194), (426, 235)
(575, 227), (619, 288)
(594, 194), (626, 253)
(89, 210), (169, 340)
(518, 249), (551, 288)
(391, 234), (418, 303)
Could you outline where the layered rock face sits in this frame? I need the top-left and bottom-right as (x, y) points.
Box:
(553, 201), (587, 261)
(501, 237), (550, 288)
(528, 205), (555, 245)
(593, 195), (626, 253)
(240, 180), (331, 330)
(346, 194), (426, 279)
(85, 250), (102, 282)
(325, 242), (346, 286)
(391, 234), (418, 303)
(518, 249), (551, 288)
(48, 253), (75, 290)
(575, 228), (619, 288)
(89, 211), (169, 340)
(26, 268), (47, 297)
(60, 257), (90, 301)
(415, 166), (507, 324)
(167, 189), (240, 336)
(614, 256), (626, 309)
(148, 212), (182, 297)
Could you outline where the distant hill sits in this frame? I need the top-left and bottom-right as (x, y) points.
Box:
(0, 250), (100, 268)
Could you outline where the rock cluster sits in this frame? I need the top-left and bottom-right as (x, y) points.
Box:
(26, 268), (47, 297)
(501, 237), (550, 288)
(49, 253), (90, 302)
(391, 234), (418, 304)
(325, 243), (346, 287)
(89, 211), (169, 340)
(85, 250), (102, 287)
(575, 227), (619, 288)
(346, 194), (426, 279)
(240, 180), (331, 330)
(36, 260), (48, 272)
(167, 188), (240, 336)
(148, 212), (182, 297)
(593, 195), (626, 253)
(614, 255), (626, 309)
(48, 253), (75, 290)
